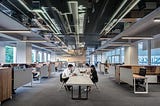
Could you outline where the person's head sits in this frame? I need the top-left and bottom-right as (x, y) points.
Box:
(85, 63), (90, 67)
(68, 64), (73, 70)
(90, 65), (96, 71)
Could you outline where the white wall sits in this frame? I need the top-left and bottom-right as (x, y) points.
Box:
(16, 42), (32, 63)
(0, 44), (5, 63)
(124, 45), (138, 65)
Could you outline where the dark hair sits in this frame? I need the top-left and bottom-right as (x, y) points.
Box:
(85, 63), (90, 67)
(68, 64), (73, 67)
(91, 65), (96, 70)
(91, 65), (95, 68)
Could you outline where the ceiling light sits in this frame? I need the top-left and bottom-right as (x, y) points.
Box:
(154, 18), (160, 22)
(20, 40), (47, 43)
(0, 30), (31, 33)
(99, 38), (111, 40)
(122, 36), (153, 39)
(17, 0), (31, 12)
(108, 43), (130, 46)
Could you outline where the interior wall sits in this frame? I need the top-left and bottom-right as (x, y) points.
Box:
(124, 45), (138, 65)
(58, 55), (86, 63)
(0, 44), (5, 63)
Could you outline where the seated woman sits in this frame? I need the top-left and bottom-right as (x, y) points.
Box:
(90, 65), (98, 83)
(85, 65), (98, 91)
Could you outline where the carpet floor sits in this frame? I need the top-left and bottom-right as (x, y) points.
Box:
(2, 72), (160, 106)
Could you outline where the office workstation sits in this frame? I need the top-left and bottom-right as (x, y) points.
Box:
(1, 0), (160, 106)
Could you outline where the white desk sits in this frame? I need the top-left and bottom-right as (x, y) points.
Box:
(133, 74), (148, 94)
(66, 76), (93, 100)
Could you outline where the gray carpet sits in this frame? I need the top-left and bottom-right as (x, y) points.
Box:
(2, 72), (160, 106)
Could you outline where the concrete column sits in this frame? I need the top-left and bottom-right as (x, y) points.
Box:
(90, 54), (95, 65)
(148, 40), (151, 65)
(124, 45), (138, 65)
(0, 44), (5, 63)
(16, 42), (32, 63)
(51, 52), (56, 61)
(42, 52), (44, 62)
(46, 53), (48, 62)
(36, 50), (39, 62)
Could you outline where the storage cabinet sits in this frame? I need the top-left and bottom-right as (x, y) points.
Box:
(0, 67), (12, 104)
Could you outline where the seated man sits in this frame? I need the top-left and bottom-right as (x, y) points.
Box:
(62, 64), (74, 90)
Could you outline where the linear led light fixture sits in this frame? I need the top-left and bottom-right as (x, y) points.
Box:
(20, 40), (47, 43)
(0, 30), (31, 33)
(98, 49), (113, 51)
(108, 43), (130, 46)
(41, 7), (61, 33)
(17, 0), (31, 12)
(122, 36), (153, 40)
(99, 37), (111, 40)
(153, 18), (160, 22)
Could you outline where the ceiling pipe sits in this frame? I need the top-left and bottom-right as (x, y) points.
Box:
(68, 1), (80, 49)
(91, 0), (109, 32)
(100, 0), (128, 35)
(16, 0), (68, 51)
(104, 0), (140, 35)
(97, 0), (140, 50)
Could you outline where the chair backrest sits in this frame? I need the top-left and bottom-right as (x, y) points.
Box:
(139, 68), (146, 76)
(60, 73), (63, 82)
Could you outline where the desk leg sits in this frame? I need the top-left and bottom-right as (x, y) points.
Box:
(78, 86), (81, 98)
(146, 78), (148, 93)
(71, 86), (88, 100)
(134, 78), (148, 94)
(134, 78), (136, 93)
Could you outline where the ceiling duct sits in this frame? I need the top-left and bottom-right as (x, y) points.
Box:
(68, 1), (79, 49)
(100, 0), (140, 36)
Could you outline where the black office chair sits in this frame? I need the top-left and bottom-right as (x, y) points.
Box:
(60, 73), (65, 89)
(60, 73), (69, 90)
(135, 68), (146, 89)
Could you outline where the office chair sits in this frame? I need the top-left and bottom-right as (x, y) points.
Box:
(60, 73), (65, 89)
(60, 73), (69, 90)
(135, 68), (146, 90)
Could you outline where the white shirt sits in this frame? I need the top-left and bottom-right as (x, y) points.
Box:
(85, 67), (91, 75)
(62, 68), (72, 78)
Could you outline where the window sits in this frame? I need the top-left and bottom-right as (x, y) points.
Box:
(151, 38), (160, 65)
(32, 50), (36, 63)
(106, 47), (124, 64)
(138, 41), (148, 65)
(44, 52), (47, 62)
(5, 46), (14, 63)
(48, 53), (51, 61)
(37, 51), (42, 62)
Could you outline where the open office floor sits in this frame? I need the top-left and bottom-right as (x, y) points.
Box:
(2, 72), (160, 106)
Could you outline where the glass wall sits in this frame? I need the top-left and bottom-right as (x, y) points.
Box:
(138, 41), (148, 65)
(106, 47), (124, 64)
(151, 38), (160, 65)
(32, 50), (36, 63)
(5, 46), (16, 63)
(37, 51), (42, 62)
(48, 53), (51, 61)
(44, 52), (47, 62)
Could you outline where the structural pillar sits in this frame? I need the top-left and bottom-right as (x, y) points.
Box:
(148, 40), (151, 65)
(0, 44), (5, 63)
(16, 42), (32, 63)
(51, 52), (56, 62)
(124, 45), (138, 65)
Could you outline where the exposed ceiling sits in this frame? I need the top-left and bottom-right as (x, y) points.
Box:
(0, 0), (160, 55)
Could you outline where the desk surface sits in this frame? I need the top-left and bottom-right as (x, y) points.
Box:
(133, 74), (146, 79)
(66, 76), (93, 85)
